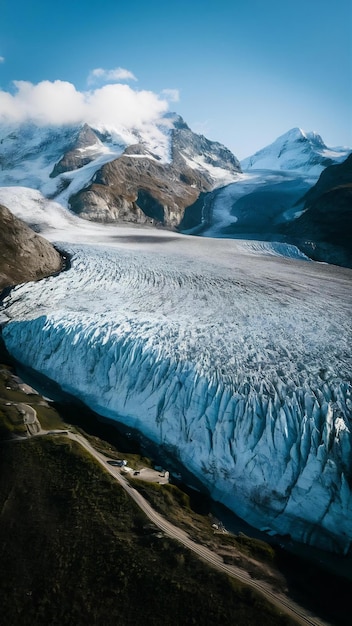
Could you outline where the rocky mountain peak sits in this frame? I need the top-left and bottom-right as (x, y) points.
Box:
(171, 118), (241, 174)
(67, 118), (241, 228)
(50, 124), (103, 178)
(75, 123), (102, 150)
(0, 113), (242, 229)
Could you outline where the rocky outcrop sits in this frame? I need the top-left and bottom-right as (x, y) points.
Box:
(170, 114), (241, 172)
(282, 154), (352, 267)
(0, 204), (62, 290)
(69, 118), (241, 228)
(50, 124), (103, 177)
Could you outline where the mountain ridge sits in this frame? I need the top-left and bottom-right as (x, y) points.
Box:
(0, 115), (241, 229)
(0, 119), (351, 265)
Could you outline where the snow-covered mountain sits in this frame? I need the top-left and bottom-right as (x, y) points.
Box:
(241, 128), (350, 176)
(179, 130), (352, 268)
(2, 228), (351, 554)
(0, 115), (241, 228)
(1, 119), (350, 248)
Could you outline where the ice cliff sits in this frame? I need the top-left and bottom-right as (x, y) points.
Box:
(2, 235), (351, 553)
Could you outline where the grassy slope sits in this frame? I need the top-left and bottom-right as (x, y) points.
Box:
(0, 435), (294, 626)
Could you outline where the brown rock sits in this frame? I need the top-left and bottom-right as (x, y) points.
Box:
(283, 154), (352, 267)
(0, 204), (63, 290)
(70, 145), (214, 228)
(50, 124), (103, 177)
(69, 119), (241, 228)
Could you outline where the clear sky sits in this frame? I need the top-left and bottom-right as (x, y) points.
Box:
(0, 0), (351, 158)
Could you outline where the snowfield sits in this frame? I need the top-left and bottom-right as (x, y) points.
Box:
(2, 224), (351, 554)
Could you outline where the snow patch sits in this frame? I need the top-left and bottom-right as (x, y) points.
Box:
(181, 152), (240, 186)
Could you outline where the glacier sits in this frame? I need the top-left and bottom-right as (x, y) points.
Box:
(193, 170), (314, 239)
(2, 228), (351, 554)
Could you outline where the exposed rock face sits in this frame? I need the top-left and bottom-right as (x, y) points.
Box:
(170, 115), (241, 172)
(0, 204), (62, 289)
(50, 124), (103, 177)
(69, 146), (208, 226)
(299, 152), (352, 205)
(282, 154), (352, 267)
(69, 118), (241, 228)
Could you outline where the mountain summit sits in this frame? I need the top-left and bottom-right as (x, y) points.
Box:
(241, 127), (350, 175)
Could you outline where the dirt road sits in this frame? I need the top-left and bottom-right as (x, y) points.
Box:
(18, 403), (41, 436)
(68, 432), (329, 626)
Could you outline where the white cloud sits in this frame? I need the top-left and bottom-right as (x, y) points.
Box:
(9, 80), (86, 125)
(0, 79), (171, 136)
(87, 67), (137, 85)
(161, 89), (180, 103)
(0, 56), (5, 63)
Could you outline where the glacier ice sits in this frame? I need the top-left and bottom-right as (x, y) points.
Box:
(2, 234), (352, 553)
(196, 170), (314, 239)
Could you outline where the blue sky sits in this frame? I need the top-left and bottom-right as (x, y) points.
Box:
(0, 0), (351, 158)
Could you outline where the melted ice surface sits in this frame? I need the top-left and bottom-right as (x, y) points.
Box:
(2, 230), (352, 553)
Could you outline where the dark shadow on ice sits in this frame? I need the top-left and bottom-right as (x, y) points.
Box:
(108, 235), (180, 244)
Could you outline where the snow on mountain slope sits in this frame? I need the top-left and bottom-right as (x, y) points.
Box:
(0, 116), (240, 220)
(169, 113), (241, 187)
(2, 230), (351, 553)
(179, 131), (350, 243)
(0, 187), (80, 233)
(0, 186), (152, 244)
(0, 184), (310, 262)
(0, 122), (127, 205)
(241, 128), (350, 176)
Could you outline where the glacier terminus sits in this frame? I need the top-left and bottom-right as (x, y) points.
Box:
(2, 227), (351, 554)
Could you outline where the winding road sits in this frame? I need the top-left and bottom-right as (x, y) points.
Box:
(68, 431), (329, 626)
(0, 389), (330, 626)
(18, 403), (41, 436)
